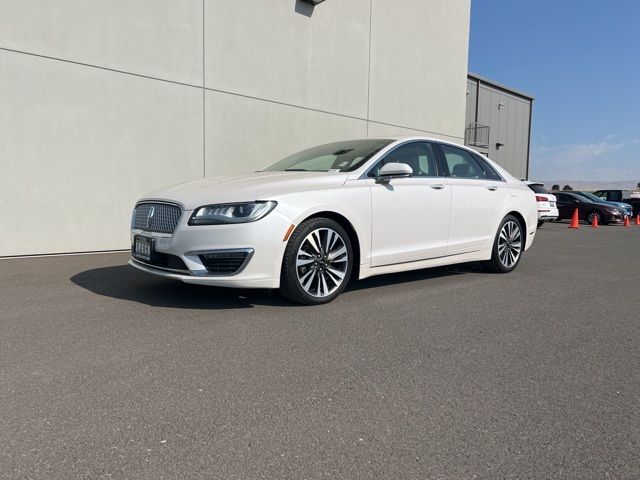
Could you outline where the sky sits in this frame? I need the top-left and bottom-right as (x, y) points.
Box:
(469, 0), (640, 181)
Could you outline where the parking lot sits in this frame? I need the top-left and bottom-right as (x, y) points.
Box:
(1, 221), (639, 479)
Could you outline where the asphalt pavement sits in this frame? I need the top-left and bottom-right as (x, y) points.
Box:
(1, 221), (639, 479)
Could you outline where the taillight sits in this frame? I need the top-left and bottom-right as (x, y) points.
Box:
(536, 195), (548, 202)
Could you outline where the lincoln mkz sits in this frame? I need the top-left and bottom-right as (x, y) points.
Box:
(130, 137), (538, 304)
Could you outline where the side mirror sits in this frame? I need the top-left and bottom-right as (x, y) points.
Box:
(376, 162), (413, 184)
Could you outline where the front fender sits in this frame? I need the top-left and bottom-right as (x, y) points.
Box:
(273, 187), (372, 267)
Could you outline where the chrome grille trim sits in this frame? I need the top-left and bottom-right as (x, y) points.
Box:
(133, 202), (182, 234)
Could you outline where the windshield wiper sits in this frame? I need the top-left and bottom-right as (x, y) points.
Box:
(284, 169), (328, 172)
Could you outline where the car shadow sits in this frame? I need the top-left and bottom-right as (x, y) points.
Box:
(347, 263), (478, 293)
(70, 263), (480, 310)
(70, 265), (289, 310)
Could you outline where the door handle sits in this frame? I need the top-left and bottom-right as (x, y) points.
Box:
(428, 184), (445, 190)
(487, 185), (499, 191)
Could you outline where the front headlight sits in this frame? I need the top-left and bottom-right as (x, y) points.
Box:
(188, 201), (277, 225)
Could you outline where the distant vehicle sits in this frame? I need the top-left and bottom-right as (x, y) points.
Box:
(553, 191), (624, 225)
(525, 181), (558, 227)
(592, 190), (640, 217)
(572, 191), (633, 218)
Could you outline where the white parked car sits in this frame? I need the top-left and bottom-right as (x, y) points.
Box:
(130, 137), (538, 305)
(525, 182), (559, 227)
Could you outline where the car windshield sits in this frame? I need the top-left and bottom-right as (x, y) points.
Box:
(263, 139), (393, 173)
(580, 192), (607, 203)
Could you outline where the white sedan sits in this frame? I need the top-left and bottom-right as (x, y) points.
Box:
(525, 181), (559, 227)
(130, 137), (538, 304)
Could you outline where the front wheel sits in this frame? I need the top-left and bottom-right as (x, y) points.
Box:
(586, 210), (602, 225)
(280, 218), (353, 305)
(483, 215), (524, 273)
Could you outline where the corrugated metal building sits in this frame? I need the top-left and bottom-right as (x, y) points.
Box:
(465, 73), (534, 180)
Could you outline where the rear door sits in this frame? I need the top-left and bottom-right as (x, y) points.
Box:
(555, 193), (577, 219)
(437, 144), (506, 255)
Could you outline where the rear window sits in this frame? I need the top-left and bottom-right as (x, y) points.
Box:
(527, 183), (548, 194)
(472, 153), (503, 181)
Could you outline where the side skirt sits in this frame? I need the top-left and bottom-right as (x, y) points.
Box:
(358, 248), (492, 280)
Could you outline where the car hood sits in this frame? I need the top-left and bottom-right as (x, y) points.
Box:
(140, 171), (349, 210)
(611, 201), (631, 210)
(597, 201), (628, 211)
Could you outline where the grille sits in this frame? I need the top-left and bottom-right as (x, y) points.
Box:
(133, 203), (182, 234)
(199, 250), (252, 275)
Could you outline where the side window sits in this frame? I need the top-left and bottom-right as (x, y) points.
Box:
(440, 144), (486, 179)
(368, 142), (440, 178)
(610, 191), (622, 202)
(593, 191), (606, 200)
(472, 153), (503, 181)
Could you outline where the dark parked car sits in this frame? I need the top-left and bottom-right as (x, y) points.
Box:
(572, 191), (633, 218)
(553, 191), (624, 225)
(592, 189), (640, 216)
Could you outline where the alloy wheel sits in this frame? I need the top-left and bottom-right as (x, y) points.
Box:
(295, 228), (349, 298)
(497, 220), (522, 268)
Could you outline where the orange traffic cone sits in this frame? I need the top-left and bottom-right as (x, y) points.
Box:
(591, 213), (599, 228)
(623, 215), (631, 227)
(635, 214), (640, 225)
(569, 208), (580, 229)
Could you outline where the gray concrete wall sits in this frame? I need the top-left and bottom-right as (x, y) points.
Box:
(0, 0), (471, 256)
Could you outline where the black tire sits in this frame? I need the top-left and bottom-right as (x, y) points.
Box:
(280, 217), (354, 305)
(483, 214), (524, 273)
(586, 210), (601, 225)
(537, 220), (544, 229)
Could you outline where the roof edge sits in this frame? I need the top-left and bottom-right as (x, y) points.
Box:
(468, 72), (535, 100)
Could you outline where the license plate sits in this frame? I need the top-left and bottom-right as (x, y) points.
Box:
(132, 236), (153, 262)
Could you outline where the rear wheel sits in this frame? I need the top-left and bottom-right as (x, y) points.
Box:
(280, 218), (353, 305)
(484, 215), (523, 273)
(537, 220), (544, 229)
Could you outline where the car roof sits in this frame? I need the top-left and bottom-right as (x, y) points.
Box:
(332, 135), (515, 181)
(367, 135), (492, 156)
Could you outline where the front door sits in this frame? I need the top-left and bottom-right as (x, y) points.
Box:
(368, 141), (451, 267)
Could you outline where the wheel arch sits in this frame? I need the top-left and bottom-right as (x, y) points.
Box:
(302, 211), (361, 281)
(505, 210), (527, 248)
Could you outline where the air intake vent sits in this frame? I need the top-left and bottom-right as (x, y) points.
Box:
(199, 250), (253, 275)
(132, 251), (189, 273)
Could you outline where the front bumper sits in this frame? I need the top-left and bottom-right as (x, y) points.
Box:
(609, 211), (624, 222)
(128, 208), (293, 288)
